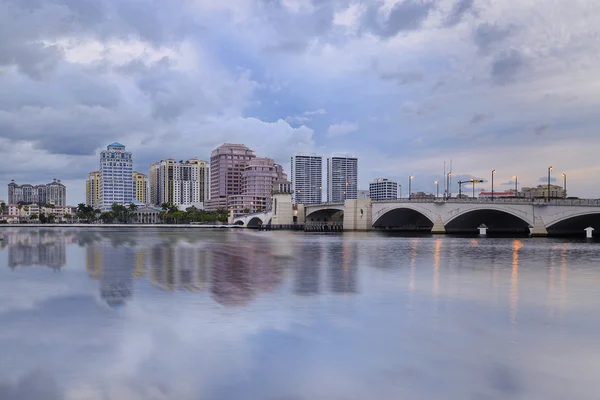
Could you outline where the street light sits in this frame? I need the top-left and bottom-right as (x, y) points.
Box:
(562, 173), (567, 198)
(548, 166), (553, 202)
(435, 180), (439, 199)
(513, 175), (518, 196)
(409, 176), (414, 200)
(491, 170), (496, 201)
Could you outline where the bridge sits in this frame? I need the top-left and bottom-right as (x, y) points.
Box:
(232, 195), (600, 236)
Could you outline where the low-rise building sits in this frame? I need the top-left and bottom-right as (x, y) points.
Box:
(410, 192), (436, 200)
(520, 185), (566, 199)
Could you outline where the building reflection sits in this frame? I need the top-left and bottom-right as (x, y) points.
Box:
(149, 244), (209, 291)
(294, 241), (322, 296)
(4, 230), (73, 270)
(86, 241), (136, 307)
(329, 240), (358, 294)
(210, 239), (283, 307)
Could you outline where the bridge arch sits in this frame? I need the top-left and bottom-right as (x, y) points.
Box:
(444, 207), (532, 234)
(305, 207), (345, 223)
(546, 211), (600, 236)
(372, 205), (436, 231)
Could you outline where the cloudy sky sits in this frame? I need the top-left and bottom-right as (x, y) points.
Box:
(1, 0), (600, 204)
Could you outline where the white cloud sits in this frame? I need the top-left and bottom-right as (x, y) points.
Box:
(327, 122), (359, 137)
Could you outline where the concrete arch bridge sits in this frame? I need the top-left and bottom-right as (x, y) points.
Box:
(232, 196), (600, 236)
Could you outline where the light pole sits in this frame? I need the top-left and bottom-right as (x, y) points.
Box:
(548, 166), (553, 202)
(470, 178), (475, 198)
(491, 170), (496, 201)
(513, 175), (518, 196)
(398, 184), (402, 199)
(446, 172), (451, 199)
(562, 173), (567, 198)
(409, 176), (413, 200)
(435, 180), (439, 199)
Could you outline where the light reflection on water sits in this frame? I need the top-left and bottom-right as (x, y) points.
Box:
(1, 228), (600, 399)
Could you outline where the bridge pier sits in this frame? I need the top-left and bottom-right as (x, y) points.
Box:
(343, 199), (372, 231)
(530, 216), (548, 237)
(431, 216), (446, 234)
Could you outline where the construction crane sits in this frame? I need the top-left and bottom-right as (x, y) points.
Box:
(458, 178), (483, 198)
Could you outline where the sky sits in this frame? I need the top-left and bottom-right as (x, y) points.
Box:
(1, 0), (600, 205)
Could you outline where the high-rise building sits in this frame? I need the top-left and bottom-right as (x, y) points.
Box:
(290, 153), (322, 205)
(99, 142), (133, 211)
(206, 143), (256, 210)
(133, 171), (148, 204)
(8, 179), (66, 206)
(149, 158), (209, 208)
(369, 178), (398, 200)
(327, 154), (358, 203)
(86, 171), (101, 208)
(228, 158), (287, 216)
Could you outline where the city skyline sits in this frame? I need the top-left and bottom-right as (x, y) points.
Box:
(0, 141), (582, 205)
(1, 0), (599, 204)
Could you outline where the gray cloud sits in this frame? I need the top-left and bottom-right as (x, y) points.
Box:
(470, 113), (493, 125)
(473, 23), (516, 54)
(363, 0), (434, 38)
(444, 0), (476, 27)
(380, 70), (424, 85)
(533, 123), (550, 135)
(491, 49), (527, 85)
(0, 371), (61, 400)
(538, 176), (558, 183)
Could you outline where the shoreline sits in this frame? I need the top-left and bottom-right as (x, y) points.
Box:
(0, 223), (242, 229)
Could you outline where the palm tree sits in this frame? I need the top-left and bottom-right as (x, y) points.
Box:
(0, 202), (6, 215)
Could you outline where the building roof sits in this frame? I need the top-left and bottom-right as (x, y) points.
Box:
(107, 142), (125, 147)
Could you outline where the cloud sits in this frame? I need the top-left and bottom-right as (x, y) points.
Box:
(379, 70), (424, 85)
(538, 176), (558, 183)
(285, 109), (327, 124)
(491, 49), (527, 85)
(533, 124), (550, 136)
(362, 0), (434, 38)
(327, 122), (358, 137)
(444, 0), (476, 28)
(303, 108), (326, 116)
(473, 23), (516, 54)
(470, 113), (493, 125)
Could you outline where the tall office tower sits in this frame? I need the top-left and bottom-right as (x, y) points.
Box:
(133, 171), (148, 204)
(369, 178), (398, 200)
(149, 158), (209, 208)
(327, 154), (358, 203)
(228, 158), (287, 216)
(290, 153), (322, 205)
(206, 143), (256, 210)
(8, 179), (66, 206)
(99, 142), (134, 211)
(86, 171), (101, 208)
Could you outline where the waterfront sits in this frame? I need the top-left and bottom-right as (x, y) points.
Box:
(1, 228), (600, 399)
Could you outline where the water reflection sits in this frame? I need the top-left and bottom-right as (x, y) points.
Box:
(2, 229), (600, 399)
(329, 240), (358, 294)
(3, 229), (73, 270)
(510, 240), (522, 326)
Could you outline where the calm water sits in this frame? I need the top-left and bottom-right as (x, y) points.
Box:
(1, 228), (600, 400)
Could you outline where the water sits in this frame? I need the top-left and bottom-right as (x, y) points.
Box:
(1, 227), (600, 400)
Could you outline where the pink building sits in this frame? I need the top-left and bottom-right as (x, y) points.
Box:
(229, 158), (288, 216)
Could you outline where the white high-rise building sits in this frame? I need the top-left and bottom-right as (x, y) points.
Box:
(99, 142), (134, 211)
(290, 153), (322, 205)
(369, 178), (398, 200)
(327, 154), (358, 203)
(149, 158), (209, 209)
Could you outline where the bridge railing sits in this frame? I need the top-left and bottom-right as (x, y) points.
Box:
(373, 198), (600, 207)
